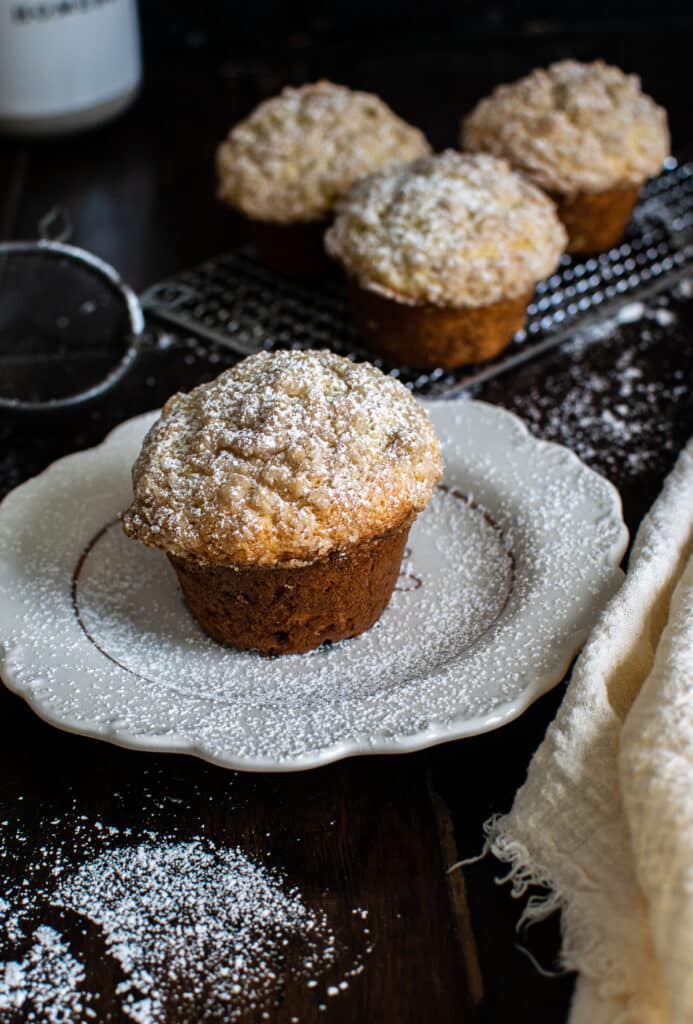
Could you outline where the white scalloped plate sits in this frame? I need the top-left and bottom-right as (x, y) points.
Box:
(0, 401), (628, 772)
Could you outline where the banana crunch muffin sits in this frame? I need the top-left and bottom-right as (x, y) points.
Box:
(462, 60), (670, 252)
(325, 150), (566, 368)
(122, 350), (442, 656)
(216, 80), (430, 278)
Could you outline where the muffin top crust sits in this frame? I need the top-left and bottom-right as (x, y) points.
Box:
(216, 80), (430, 224)
(462, 60), (670, 197)
(122, 350), (442, 568)
(324, 150), (566, 307)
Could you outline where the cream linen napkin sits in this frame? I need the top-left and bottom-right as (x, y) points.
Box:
(483, 439), (693, 1024)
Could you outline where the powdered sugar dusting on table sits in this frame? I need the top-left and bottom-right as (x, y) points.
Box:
(0, 924), (87, 1023)
(494, 297), (689, 480)
(0, 795), (371, 1022)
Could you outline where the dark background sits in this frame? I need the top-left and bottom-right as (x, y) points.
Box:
(138, 0), (691, 53)
(135, 0), (690, 143)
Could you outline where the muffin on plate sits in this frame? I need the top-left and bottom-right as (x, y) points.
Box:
(462, 60), (670, 253)
(216, 80), (430, 279)
(324, 150), (566, 369)
(121, 350), (442, 656)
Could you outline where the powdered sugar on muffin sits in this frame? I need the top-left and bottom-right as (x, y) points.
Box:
(216, 81), (431, 224)
(325, 150), (566, 307)
(462, 60), (670, 197)
(122, 351), (442, 567)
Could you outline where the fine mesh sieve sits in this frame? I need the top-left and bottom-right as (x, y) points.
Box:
(0, 238), (146, 412)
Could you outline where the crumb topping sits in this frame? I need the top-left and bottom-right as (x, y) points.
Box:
(462, 60), (670, 197)
(324, 150), (566, 307)
(216, 81), (430, 224)
(122, 351), (442, 567)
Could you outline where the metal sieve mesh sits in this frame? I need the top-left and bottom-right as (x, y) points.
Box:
(141, 160), (693, 397)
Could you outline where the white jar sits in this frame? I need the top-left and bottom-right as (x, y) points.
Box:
(0, 0), (141, 136)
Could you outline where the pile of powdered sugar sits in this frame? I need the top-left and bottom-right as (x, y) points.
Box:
(55, 841), (338, 1023)
(0, 923), (87, 1024)
(0, 800), (369, 1023)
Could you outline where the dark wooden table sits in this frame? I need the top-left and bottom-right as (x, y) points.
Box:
(1, 16), (691, 1023)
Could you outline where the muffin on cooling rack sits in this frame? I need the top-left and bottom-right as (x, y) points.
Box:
(324, 150), (566, 370)
(122, 350), (442, 656)
(462, 60), (670, 253)
(216, 80), (430, 279)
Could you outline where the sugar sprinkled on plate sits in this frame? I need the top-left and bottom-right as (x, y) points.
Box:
(0, 399), (628, 767)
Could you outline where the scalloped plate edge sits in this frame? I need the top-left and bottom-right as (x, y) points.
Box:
(0, 400), (629, 772)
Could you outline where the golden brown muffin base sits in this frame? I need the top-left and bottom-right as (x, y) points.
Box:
(167, 516), (413, 656)
(348, 281), (531, 370)
(553, 185), (640, 253)
(250, 218), (332, 280)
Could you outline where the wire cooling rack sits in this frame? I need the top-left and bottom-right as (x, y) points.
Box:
(141, 160), (693, 397)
